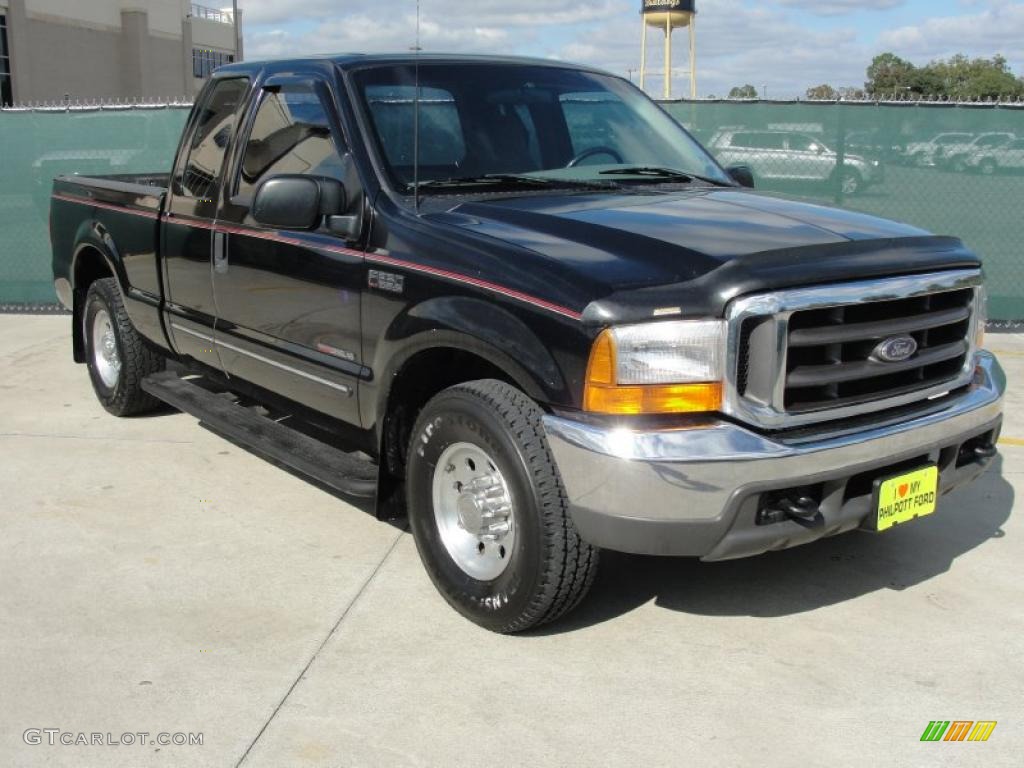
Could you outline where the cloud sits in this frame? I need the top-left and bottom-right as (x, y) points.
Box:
(241, 0), (620, 28)
(877, 2), (1024, 63)
(551, 0), (867, 97)
(774, 0), (905, 16)
(237, 0), (1024, 99)
(242, 0), (622, 62)
(246, 14), (512, 59)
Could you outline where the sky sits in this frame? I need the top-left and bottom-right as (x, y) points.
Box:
(238, 0), (1024, 98)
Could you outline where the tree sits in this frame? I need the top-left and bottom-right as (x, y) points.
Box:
(806, 84), (838, 100)
(865, 52), (1024, 101)
(931, 54), (1024, 100)
(728, 84), (758, 99)
(865, 52), (916, 97)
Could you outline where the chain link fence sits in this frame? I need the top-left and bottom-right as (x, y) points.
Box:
(661, 99), (1024, 322)
(1, 99), (1023, 320)
(0, 102), (190, 309)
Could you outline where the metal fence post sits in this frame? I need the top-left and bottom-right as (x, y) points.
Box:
(834, 101), (847, 207)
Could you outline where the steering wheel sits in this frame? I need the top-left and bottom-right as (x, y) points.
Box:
(566, 146), (624, 168)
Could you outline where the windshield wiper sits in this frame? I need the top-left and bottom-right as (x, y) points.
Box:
(598, 166), (730, 186)
(411, 174), (617, 192)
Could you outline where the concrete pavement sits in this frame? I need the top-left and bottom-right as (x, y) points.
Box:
(1, 314), (1022, 767)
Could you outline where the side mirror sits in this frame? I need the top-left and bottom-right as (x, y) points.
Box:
(726, 165), (755, 189)
(251, 175), (346, 231)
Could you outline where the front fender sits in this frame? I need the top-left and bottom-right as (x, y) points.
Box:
(368, 295), (574, 427)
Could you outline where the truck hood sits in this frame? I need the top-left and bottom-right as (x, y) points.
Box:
(428, 188), (979, 324)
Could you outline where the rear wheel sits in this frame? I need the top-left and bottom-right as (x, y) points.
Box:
(979, 158), (998, 176)
(406, 379), (598, 633)
(84, 278), (166, 416)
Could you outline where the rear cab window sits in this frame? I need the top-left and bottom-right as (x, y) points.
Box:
(176, 77), (249, 205)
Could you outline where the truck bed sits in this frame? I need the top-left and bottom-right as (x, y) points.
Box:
(54, 172), (169, 199)
(50, 173), (170, 321)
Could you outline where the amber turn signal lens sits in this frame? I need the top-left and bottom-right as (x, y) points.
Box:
(586, 329), (616, 386)
(583, 329), (723, 415)
(584, 381), (723, 415)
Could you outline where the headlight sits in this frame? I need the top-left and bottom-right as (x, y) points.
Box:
(584, 320), (726, 415)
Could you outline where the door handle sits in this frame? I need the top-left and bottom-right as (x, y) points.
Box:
(213, 231), (228, 274)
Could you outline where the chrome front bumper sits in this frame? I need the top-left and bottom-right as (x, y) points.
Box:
(543, 352), (1005, 560)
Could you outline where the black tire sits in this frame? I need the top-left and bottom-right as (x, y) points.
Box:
(980, 159), (998, 176)
(406, 379), (598, 633)
(83, 277), (166, 416)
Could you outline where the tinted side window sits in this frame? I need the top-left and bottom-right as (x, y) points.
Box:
(238, 86), (345, 197)
(788, 135), (820, 151)
(757, 133), (786, 149)
(178, 78), (248, 200)
(976, 135), (1007, 148)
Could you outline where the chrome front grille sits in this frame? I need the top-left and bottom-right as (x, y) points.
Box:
(724, 270), (983, 430)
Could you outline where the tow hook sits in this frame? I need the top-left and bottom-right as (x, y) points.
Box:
(973, 444), (998, 460)
(757, 494), (824, 528)
(780, 496), (823, 528)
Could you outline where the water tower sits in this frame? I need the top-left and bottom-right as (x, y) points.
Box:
(639, 0), (697, 99)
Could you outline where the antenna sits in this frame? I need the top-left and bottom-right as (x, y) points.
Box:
(413, 0), (422, 213)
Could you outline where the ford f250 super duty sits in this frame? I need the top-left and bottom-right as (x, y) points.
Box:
(50, 55), (1005, 632)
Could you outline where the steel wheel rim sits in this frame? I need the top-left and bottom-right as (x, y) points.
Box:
(431, 441), (515, 581)
(842, 174), (859, 195)
(91, 308), (121, 389)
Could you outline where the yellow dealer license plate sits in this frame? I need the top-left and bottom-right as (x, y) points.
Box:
(871, 465), (939, 532)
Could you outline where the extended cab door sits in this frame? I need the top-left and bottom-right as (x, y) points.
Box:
(162, 76), (249, 366)
(210, 75), (365, 425)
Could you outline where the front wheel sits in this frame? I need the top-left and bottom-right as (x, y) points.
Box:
(83, 278), (166, 416)
(406, 380), (598, 633)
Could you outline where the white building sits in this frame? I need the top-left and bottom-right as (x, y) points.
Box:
(0, 1), (243, 105)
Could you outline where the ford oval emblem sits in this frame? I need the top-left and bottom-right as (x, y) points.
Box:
(873, 335), (918, 363)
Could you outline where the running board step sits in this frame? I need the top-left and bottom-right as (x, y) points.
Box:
(142, 371), (377, 499)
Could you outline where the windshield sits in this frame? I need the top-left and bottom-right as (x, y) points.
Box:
(352, 63), (730, 192)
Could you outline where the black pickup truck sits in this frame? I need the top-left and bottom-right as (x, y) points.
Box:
(51, 55), (1004, 632)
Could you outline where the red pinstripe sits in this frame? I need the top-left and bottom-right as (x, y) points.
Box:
(54, 195), (583, 321)
(52, 192), (160, 220)
(363, 252), (583, 321)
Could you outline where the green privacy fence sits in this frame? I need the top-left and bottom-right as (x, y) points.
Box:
(1, 100), (1023, 319)
(661, 100), (1024, 321)
(0, 105), (189, 306)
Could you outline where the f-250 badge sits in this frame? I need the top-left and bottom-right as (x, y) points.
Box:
(368, 270), (405, 294)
